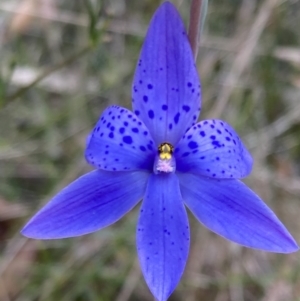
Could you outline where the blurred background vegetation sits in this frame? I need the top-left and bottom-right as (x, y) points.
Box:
(0, 0), (300, 300)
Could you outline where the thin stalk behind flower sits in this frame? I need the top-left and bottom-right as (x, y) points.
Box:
(188, 0), (208, 59)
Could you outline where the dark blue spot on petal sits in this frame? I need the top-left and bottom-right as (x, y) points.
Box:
(188, 141), (198, 149)
(123, 136), (133, 144)
(212, 140), (222, 147)
(182, 105), (190, 112)
(148, 110), (154, 119)
(119, 128), (125, 134)
(109, 132), (114, 139)
(143, 95), (148, 102)
(162, 105), (168, 111)
(174, 113), (180, 124)
(148, 84), (153, 89)
(132, 128), (139, 133)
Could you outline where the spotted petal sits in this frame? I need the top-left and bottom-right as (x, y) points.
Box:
(137, 174), (190, 301)
(132, 2), (201, 146)
(175, 119), (252, 178)
(178, 173), (298, 253)
(22, 170), (148, 239)
(85, 105), (156, 172)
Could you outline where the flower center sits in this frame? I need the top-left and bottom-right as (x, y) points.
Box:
(153, 143), (176, 174)
(158, 143), (173, 160)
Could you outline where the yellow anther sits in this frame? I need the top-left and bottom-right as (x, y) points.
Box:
(158, 143), (174, 160)
(160, 152), (172, 160)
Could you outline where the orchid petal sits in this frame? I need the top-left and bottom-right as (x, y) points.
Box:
(178, 173), (298, 253)
(85, 105), (156, 172)
(176, 119), (252, 178)
(137, 174), (189, 301)
(22, 170), (149, 239)
(132, 2), (201, 146)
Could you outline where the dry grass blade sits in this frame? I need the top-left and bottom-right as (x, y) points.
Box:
(0, 2), (145, 36)
(0, 238), (36, 300)
(0, 197), (28, 221)
(115, 258), (141, 301)
(209, 0), (283, 118)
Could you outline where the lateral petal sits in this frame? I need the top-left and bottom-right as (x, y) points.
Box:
(22, 170), (149, 239)
(178, 173), (298, 253)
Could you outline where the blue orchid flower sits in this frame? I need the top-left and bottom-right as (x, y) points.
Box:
(22, 2), (298, 301)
